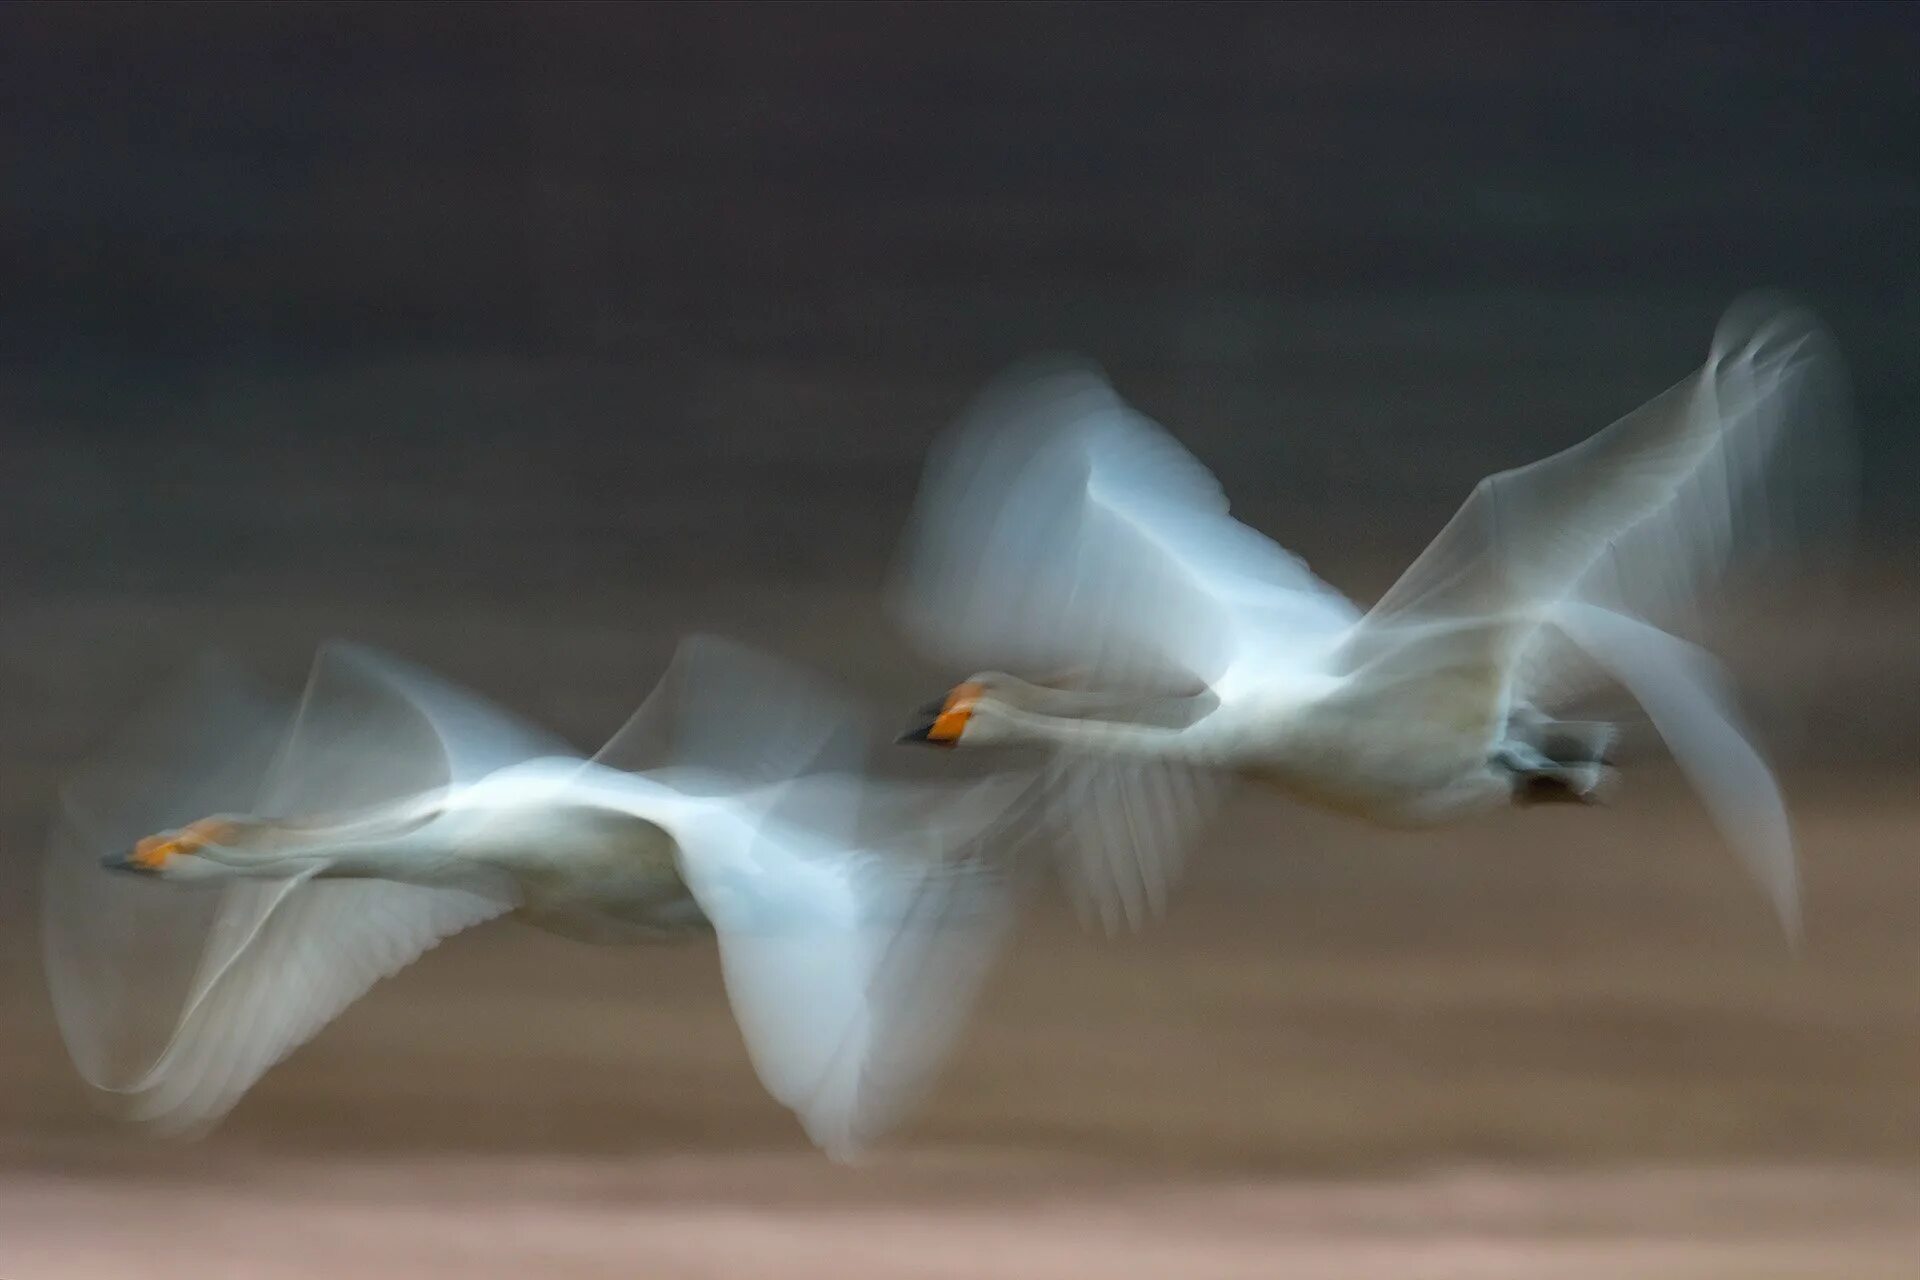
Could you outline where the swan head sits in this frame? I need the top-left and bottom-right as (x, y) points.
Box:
(102, 814), (263, 882)
(102, 803), (420, 881)
(897, 675), (1025, 748)
(900, 670), (1217, 750)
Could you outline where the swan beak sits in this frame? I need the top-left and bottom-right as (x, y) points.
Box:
(898, 682), (983, 747)
(103, 835), (177, 875)
(104, 817), (236, 874)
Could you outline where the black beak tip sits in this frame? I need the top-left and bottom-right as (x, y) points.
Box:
(896, 722), (937, 745)
(101, 850), (143, 874)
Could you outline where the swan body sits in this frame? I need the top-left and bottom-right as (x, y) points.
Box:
(46, 638), (1027, 1158)
(893, 294), (1853, 937)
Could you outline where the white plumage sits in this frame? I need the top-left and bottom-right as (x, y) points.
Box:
(892, 294), (1853, 940)
(45, 637), (1028, 1158)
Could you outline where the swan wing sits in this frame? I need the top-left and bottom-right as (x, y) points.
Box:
(677, 773), (1027, 1159)
(99, 873), (507, 1134)
(892, 358), (1359, 697)
(1341, 294), (1852, 718)
(593, 632), (868, 796)
(1552, 603), (1800, 941)
(44, 645), (554, 1132)
(890, 362), (1349, 930)
(641, 639), (1032, 1157)
(1046, 755), (1231, 935)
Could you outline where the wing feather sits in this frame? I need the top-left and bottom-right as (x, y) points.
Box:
(1344, 294), (1853, 710)
(45, 645), (552, 1132)
(893, 358), (1358, 697)
(891, 360), (1351, 927)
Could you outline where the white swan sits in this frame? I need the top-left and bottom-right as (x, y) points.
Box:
(891, 294), (1853, 940)
(43, 637), (1028, 1159)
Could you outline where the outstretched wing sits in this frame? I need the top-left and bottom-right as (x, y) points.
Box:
(891, 362), (1354, 927)
(1045, 754), (1230, 935)
(44, 644), (562, 1133)
(892, 358), (1359, 699)
(109, 875), (509, 1133)
(592, 632), (867, 795)
(1343, 294), (1854, 713)
(46, 655), (293, 1104)
(622, 638), (1036, 1157)
(1553, 603), (1801, 941)
(674, 770), (1032, 1160)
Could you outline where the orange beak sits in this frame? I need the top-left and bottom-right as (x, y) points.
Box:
(899, 682), (983, 746)
(124, 817), (237, 871)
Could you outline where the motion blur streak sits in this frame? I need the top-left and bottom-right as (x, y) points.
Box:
(45, 638), (1026, 1160)
(2, 4), (1917, 1278)
(892, 296), (1851, 940)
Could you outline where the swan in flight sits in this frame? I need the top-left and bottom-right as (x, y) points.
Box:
(44, 637), (1027, 1159)
(891, 294), (1853, 941)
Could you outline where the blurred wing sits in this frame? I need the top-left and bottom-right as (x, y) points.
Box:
(892, 358), (1359, 697)
(46, 644), (557, 1131)
(262, 642), (577, 807)
(891, 362), (1349, 932)
(46, 656), (293, 1099)
(1554, 603), (1800, 943)
(113, 877), (509, 1133)
(593, 632), (867, 794)
(1047, 755), (1230, 935)
(592, 634), (1032, 1155)
(676, 770), (1032, 1159)
(1346, 294), (1854, 709)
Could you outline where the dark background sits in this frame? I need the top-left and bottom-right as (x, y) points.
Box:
(3, 2), (1915, 601)
(3, 0), (1915, 873)
(4, 5), (1920, 1248)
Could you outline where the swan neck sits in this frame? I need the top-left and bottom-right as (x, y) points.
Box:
(991, 704), (1199, 758)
